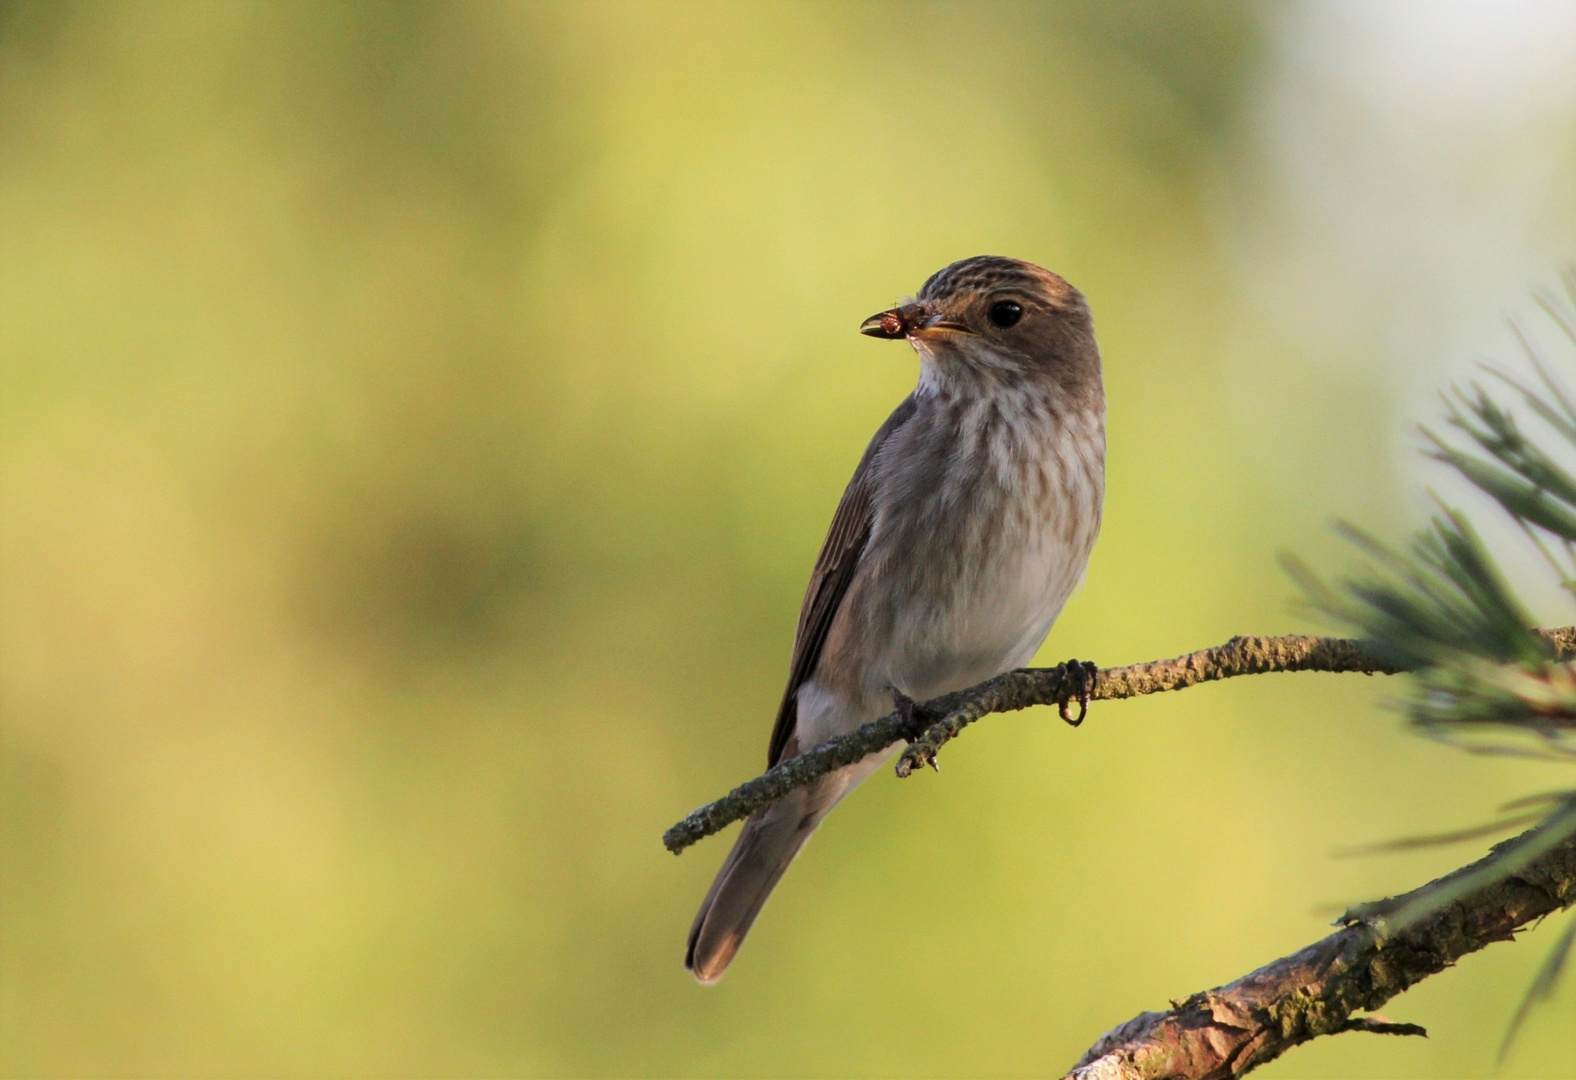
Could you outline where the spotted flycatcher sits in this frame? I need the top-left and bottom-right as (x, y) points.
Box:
(686, 256), (1105, 982)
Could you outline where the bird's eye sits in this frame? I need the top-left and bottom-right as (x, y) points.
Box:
(988, 300), (1023, 328)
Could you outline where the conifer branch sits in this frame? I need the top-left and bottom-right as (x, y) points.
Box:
(661, 629), (1576, 855)
(1067, 814), (1576, 1079)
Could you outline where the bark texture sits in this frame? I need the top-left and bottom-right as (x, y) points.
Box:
(662, 627), (1576, 1076)
(1066, 824), (1576, 1079)
(665, 630), (1576, 855)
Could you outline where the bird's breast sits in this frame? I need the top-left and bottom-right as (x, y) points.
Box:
(838, 393), (1104, 704)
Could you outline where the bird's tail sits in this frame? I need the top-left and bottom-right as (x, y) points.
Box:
(685, 755), (884, 983)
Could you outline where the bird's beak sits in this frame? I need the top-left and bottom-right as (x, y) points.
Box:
(859, 305), (916, 339)
(859, 303), (971, 340)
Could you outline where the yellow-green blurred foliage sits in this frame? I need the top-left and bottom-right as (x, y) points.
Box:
(1, 2), (1571, 1076)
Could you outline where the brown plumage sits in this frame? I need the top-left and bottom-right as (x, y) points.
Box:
(686, 256), (1105, 983)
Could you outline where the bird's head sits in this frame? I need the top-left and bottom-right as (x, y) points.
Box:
(860, 256), (1099, 397)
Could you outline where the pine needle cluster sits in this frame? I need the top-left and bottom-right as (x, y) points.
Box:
(1297, 271), (1576, 1058)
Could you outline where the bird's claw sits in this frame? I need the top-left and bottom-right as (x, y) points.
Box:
(1054, 659), (1099, 727)
(891, 688), (940, 774)
(895, 745), (940, 777)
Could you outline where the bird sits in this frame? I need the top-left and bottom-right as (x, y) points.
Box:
(685, 255), (1105, 983)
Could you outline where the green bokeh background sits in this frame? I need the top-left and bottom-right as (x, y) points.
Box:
(1, 3), (1571, 1076)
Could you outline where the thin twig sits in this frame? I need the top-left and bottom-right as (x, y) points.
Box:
(662, 628), (1576, 855)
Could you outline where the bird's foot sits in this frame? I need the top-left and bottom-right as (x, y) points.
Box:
(890, 687), (920, 732)
(1053, 659), (1100, 727)
(891, 687), (940, 775)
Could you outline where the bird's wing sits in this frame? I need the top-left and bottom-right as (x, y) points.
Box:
(766, 394), (918, 767)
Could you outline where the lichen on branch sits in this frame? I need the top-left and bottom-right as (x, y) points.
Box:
(662, 632), (1576, 856)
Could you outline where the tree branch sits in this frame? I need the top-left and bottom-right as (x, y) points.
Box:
(663, 629), (1576, 855)
(1066, 814), (1576, 1079)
